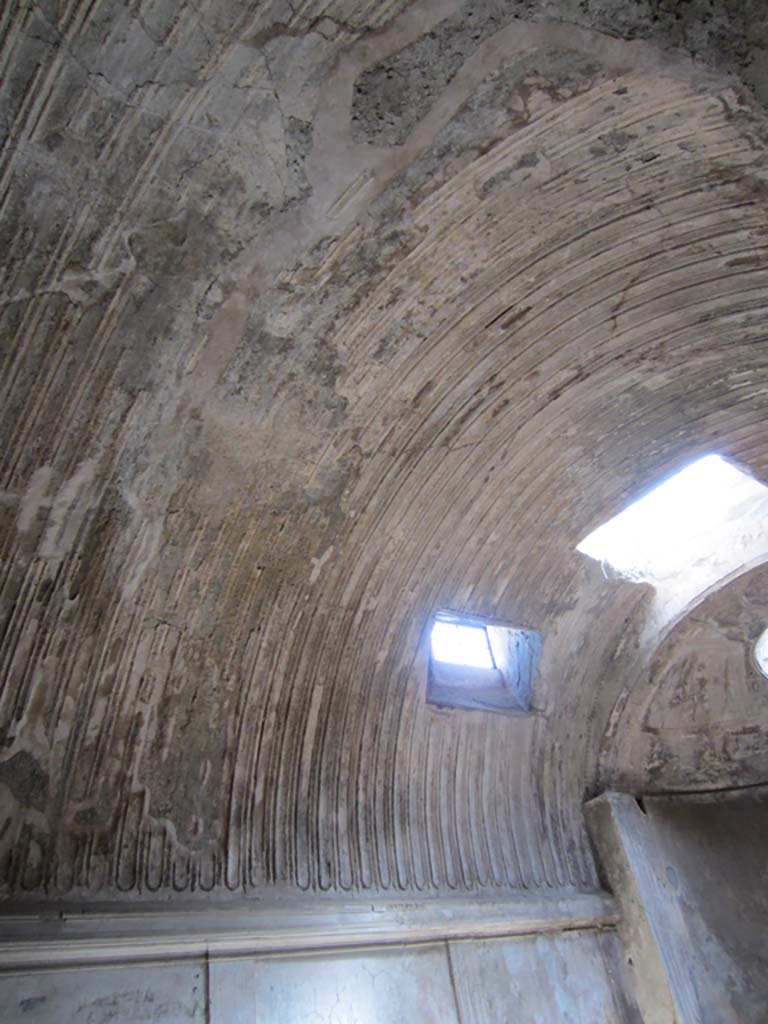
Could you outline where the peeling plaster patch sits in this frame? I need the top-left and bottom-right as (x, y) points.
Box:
(310, 545), (334, 583)
(18, 465), (53, 534)
(122, 517), (165, 602)
(39, 460), (99, 559)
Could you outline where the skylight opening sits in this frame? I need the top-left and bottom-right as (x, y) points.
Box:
(576, 454), (768, 585)
(430, 618), (495, 669)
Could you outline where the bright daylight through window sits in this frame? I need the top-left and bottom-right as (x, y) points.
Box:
(430, 618), (495, 669)
(755, 627), (768, 680)
(576, 454), (768, 584)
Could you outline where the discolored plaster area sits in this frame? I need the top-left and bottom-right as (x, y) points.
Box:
(1, 0), (768, 902)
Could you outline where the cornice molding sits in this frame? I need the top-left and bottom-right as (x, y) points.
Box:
(0, 890), (617, 970)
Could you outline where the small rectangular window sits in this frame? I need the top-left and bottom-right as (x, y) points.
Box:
(428, 612), (541, 713)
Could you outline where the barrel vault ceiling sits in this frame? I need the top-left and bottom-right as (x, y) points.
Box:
(1, 0), (767, 900)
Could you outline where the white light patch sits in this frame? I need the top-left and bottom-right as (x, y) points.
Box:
(577, 454), (768, 582)
(431, 620), (494, 669)
(755, 627), (768, 679)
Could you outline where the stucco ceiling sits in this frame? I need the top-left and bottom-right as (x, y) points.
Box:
(1, 0), (767, 901)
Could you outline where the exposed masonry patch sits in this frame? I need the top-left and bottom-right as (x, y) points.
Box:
(352, 0), (545, 145)
(285, 117), (314, 201)
(367, 47), (603, 215)
(351, 0), (768, 146)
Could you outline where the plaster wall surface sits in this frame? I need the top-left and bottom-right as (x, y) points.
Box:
(0, 926), (637, 1023)
(0, 962), (207, 1024)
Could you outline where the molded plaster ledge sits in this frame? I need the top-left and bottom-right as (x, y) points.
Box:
(0, 890), (617, 970)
